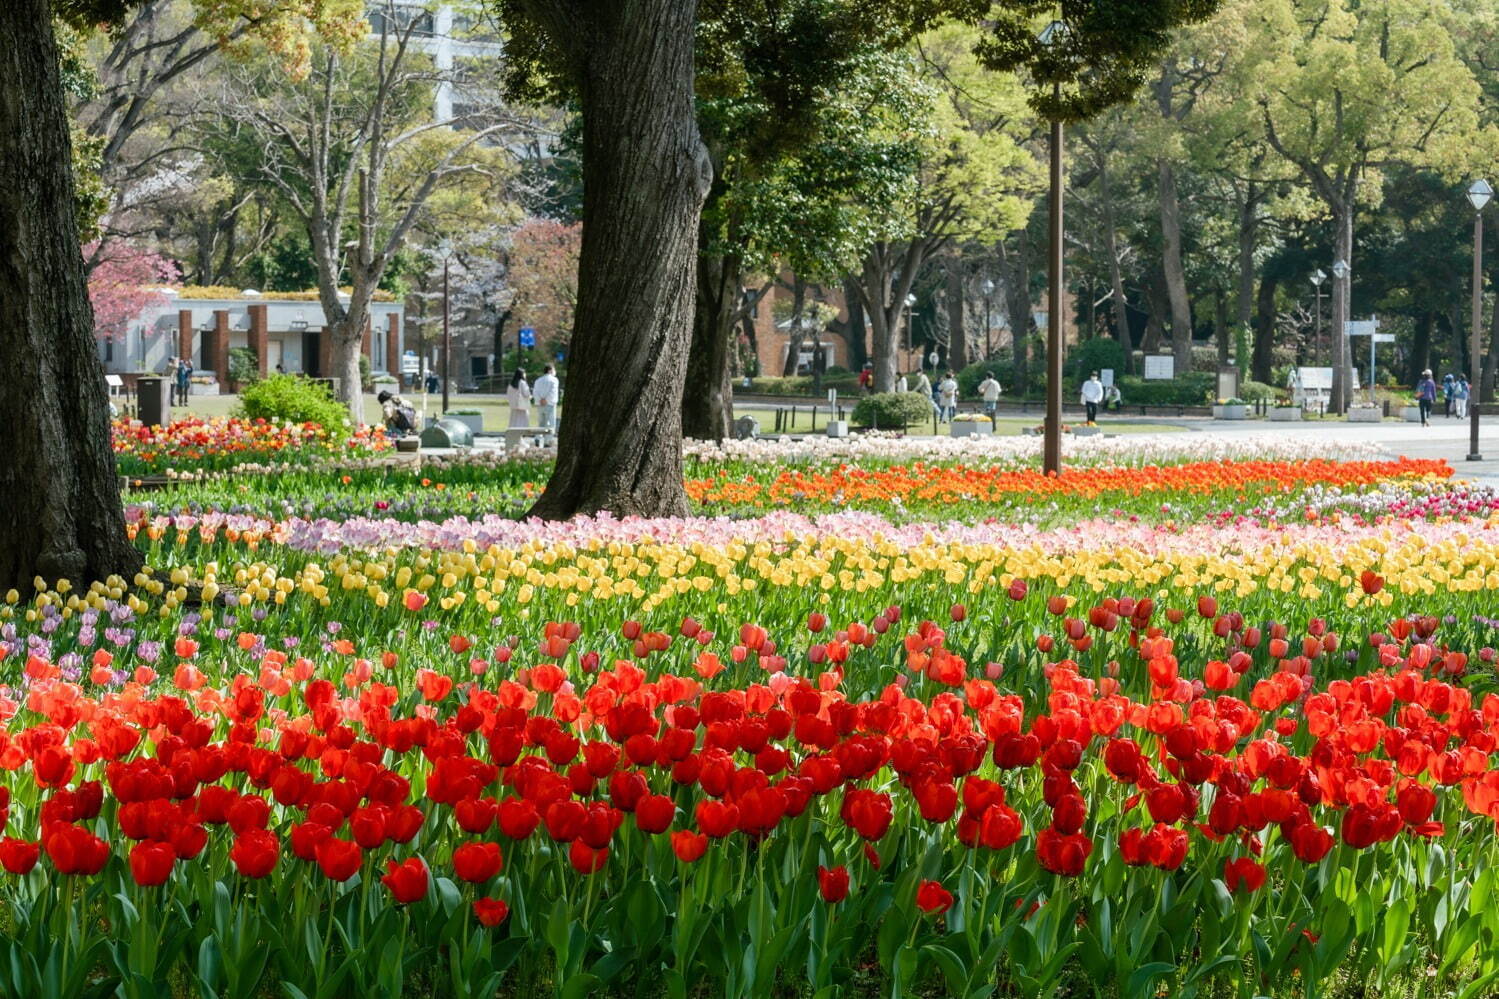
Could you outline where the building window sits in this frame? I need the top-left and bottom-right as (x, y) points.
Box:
(103, 338), (113, 363)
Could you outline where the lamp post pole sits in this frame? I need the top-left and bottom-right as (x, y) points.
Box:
(1311, 269), (1325, 366)
(1468, 179), (1492, 461)
(442, 254), (451, 415)
(1044, 82), (1064, 476)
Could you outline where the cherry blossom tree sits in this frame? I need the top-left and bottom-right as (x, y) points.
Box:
(84, 240), (179, 340)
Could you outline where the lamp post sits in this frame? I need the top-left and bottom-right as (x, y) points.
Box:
(981, 278), (995, 359)
(1039, 19), (1067, 476)
(441, 248), (453, 415)
(904, 293), (917, 372)
(1467, 179), (1492, 461)
(1330, 258), (1350, 411)
(1310, 269), (1325, 366)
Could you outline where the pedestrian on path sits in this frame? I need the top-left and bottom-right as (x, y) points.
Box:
(1081, 371), (1104, 424)
(507, 368), (532, 429)
(1456, 376), (1470, 419)
(978, 371), (1002, 419)
(913, 371), (933, 414)
(1416, 369), (1437, 426)
(533, 364), (560, 431)
(937, 371), (958, 422)
(1443, 373), (1455, 418)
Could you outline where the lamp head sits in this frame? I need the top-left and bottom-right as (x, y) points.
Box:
(1311, 268), (1326, 286)
(1331, 260), (1350, 280)
(1469, 179), (1493, 213)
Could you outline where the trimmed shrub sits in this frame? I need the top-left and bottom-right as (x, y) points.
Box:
(1113, 372), (1215, 406)
(1069, 337), (1126, 381)
(228, 347), (259, 386)
(748, 374), (861, 396)
(1239, 380), (1276, 403)
(236, 374), (351, 439)
(851, 391), (934, 429)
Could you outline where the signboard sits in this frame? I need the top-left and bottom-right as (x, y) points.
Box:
(1344, 319), (1380, 338)
(1297, 367), (1333, 391)
(518, 327), (536, 348)
(1371, 333), (1395, 344)
(1100, 369), (1114, 388)
(401, 350), (419, 375)
(1143, 355), (1175, 381)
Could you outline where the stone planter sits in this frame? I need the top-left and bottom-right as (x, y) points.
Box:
(950, 422), (993, 437)
(443, 412), (484, 434)
(825, 420), (848, 438)
(1072, 426), (1103, 437)
(1347, 407), (1382, 423)
(1402, 406), (1424, 423)
(1268, 407), (1302, 422)
(1212, 404), (1249, 420)
(395, 437), (420, 454)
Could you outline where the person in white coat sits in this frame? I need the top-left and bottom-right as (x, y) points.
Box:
(937, 371), (959, 421)
(1081, 371), (1104, 423)
(912, 371), (933, 414)
(507, 368), (531, 428)
(533, 364), (560, 430)
(978, 372), (1002, 418)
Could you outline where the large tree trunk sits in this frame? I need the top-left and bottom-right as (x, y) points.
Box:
(1215, 290), (1230, 368)
(1001, 231), (1031, 393)
(945, 256), (966, 370)
(863, 253), (897, 392)
(0, 8), (141, 589)
(682, 242), (736, 442)
(1484, 220), (1499, 400)
(842, 275), (867, 369)
(1409, 311), (1433, 387)
(1159, 158), (1192, 373)
(1251, 271), (1278, 385)
(781, 277), (807, 377)
(529, 0), (710, 519)
(1236, 183), (1258, 330)
(1141, 269), (1167, 355)
(1100, 157), (1132, 374)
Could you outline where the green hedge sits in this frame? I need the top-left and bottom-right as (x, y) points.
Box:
(235, 374), (351, 439)
(1113, 372), (1215, 406)
(851, 391), (934, 429)
(747, 374), (862, 396)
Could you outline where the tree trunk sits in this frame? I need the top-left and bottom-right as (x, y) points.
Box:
(842, 275), (867, 370)
(683, 239), (736, 441)
(1236, 183), (1258, 330)
(1251, 272), (1278, 385)
(946, 256), (966, 369)
(1330, 204), (1352, 413)
(1409, 311), (1432, 387)
(530, 0), (710, 519)
(863, 253), (897, 392)
(0, 7), (141, 590)
(781, 277), (807, 377)
(1001, 231), (1031, 393)
(1215, 290), (1230, 368)
(1100, 158), (1132, 374)
(1159, 158), (1192, 373)
(1141, 269), (1167, 355)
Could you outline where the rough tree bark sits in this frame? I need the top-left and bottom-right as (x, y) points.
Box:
(681, 236), (738, 442)
(527, 0), (711, 519)
(1158, 158), (1193, 374)
(1001, 231), (1031, 393)
(1329, 204), (1353, 412)
(1215, 290), (1229, 368)
(1251, 271), (1278, 385)
(841, 276), (868, 370)
(780, 277), (808, 377)
(945, 256), (966, 370)
(1099, 156), (1132, 374)
(0, 7), (141, 590)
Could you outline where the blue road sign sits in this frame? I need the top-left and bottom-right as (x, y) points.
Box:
(519, 327), (536, 348)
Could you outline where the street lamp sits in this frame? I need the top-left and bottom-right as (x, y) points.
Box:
(1040, 19), (1068, 475)
(904, 293), (917, 370)
(1330, 258), (1350, 410)
(981, 278), (995, 359)
(1467, 179), (1492, 461)
(1310, 269), (1325, 366)
(440, 243), (453, 415)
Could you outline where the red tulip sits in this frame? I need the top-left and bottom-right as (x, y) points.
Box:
(381, 857), (428, 904)
(670, 830), (708, 863)
(817, 865), (850, 903)
(915, 880), (953, 915)
(452, 842), (503, 883)
(497, 798), (540, 840)
(635, 794), (676, 834)
(0, 837), (38, 875)
(315, 837), (363, 882)
(473, 897), (510, 926)
(129, 841), (175, 886)
(568, 839), (609, 875)
(229, 829), (279, 878)
(1223, 857), (1266, 894)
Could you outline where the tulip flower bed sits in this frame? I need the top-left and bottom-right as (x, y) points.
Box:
(113, 418), (390, 477)
(3, 561), (1499, 998)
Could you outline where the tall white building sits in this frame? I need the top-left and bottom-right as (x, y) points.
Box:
(368, 2), (504, 123)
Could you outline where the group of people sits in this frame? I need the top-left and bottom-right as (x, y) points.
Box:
(162, 356), (193, 406)
(376, 364), (562, 438)
(861, 363), (1122, 423)
(1414, 370), (1472, 426)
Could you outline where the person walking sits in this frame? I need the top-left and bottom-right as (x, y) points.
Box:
(857, 363), (874, 394)
(1443, 373), (1455, 418)
(1081, 371), (1104, 424)
(912, 370), (933, 415)
(506, 368), (532, 429)
(1416, 369), (1437, 427)
(177, 357), (192, 407)
(533, 364), (560, 431)
(1456, 375), (1471, 419)
(895, 372), (908, 394)
(978, 371), (1002, 420)
(937, 370), (959, 422)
